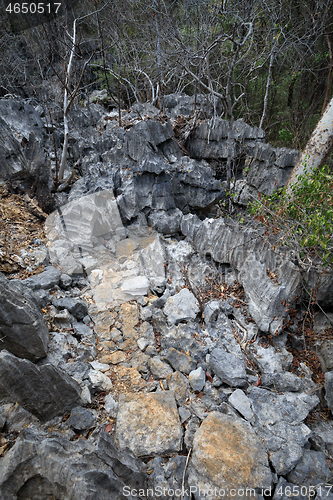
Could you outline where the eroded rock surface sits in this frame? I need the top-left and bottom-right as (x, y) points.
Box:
(115, 391), (183, 457)
(0, 274), (49, 361)
(0, 95), (332, 498)
(0, 350), (82, 422)
(188, 412), (273, 499)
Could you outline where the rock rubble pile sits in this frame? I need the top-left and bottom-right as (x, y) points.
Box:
(0, 94), (332, 499)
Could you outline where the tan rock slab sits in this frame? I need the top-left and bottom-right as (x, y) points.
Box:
(91, 310), (117, 339)
(115, 391), (183, 457)
(101, 351), (126, 365)
(115, 366), (147, 392)
(119, 302), (139, 338)
(188, 411), (273, 499)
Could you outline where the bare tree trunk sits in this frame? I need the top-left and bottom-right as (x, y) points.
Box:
(154, 0), (164, 111)
(321, 30), (333, 114)
(58, 3), (109, 181)
(285, 96), (333, 198)
(259, 32), (279, 129)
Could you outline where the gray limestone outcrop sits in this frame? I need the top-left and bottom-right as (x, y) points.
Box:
(188, 412), (273, 500)
(0, 350), (83, 422)
(181, 214), (302, 333)
(0, 274), (49, 361)
(247, 387), (320, 475)
(0, 429), (147, 500)
(0, 94), (332, 498)
(114, 391), (183, 457)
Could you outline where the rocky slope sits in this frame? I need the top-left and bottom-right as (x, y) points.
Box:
(0, 93), (332, 499)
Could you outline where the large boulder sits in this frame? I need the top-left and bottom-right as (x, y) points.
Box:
(0, 98), (46, 182)
(0, 98), (45, 143)
(248, 387), (319, 475)
(115, 391), (183, 457)
(0, 429), (147, 500)
(180, 215), (302, 334)
(45, 188), (125, 275)
(186, 117), (264, 159)
(188, 412), (273, 499)
(0, 274), (49, 361)
(243, 143), (299, 196)
(164, 92), (223, 118)
(0, 350), (83, 422)
(0, 116), (29, 181)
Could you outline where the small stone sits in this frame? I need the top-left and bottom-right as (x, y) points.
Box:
(325, 371), (333, 412)
(189, 367), (206, 392)
(73, 321), (94, 339)
(145, 346), (159, 357)
(261, 371), (302, 392)
(178, 406), (191, 424)
(121, 276), (149, 297)
(203, 300), (221, 325)
(286, 450), (331, 486)
(251, 342), (292, 374)
(148, 356), (174, 379)
(140, 306), (153, 321)
(52, 309), (73, 329)
(79, 256), (99, 274)
(163, 348), (197, 375)
(104, 394), (118, 418)
(163, 288), (200, 325)
(101, 351), (126, 365)
(59, 274), (72, 290)
(67, 406), (97, 431)
(62, 361), (90, 384)
(110, 327), (123, 342)
(23, 266), (61, 290)
(88, 369), (112, 391)
(228, 389), (254, 422)
(89, 269), (103, 287)
(90, 361), (109, 372)
(167, 370), (190, 405)
(209, 348), (247, 387)
(80, 385), (91, 404)
(115, 391), (183, 457)
(137, 337), (149, 351)
(53, 298), (88, 321)
(212, 375), (223, 387)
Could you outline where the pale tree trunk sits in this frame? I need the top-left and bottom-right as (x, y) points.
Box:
(58, 3), (109, 181)
(58, 21), (76, 181)
(259, 32), (279, 129)
(321, 30), (333, 114)
(285, 96), (333, 198)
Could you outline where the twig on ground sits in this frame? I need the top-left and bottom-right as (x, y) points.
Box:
(181, 447), (192, 500)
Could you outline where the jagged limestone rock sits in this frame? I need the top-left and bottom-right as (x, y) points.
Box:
(0, 274), (49, 361)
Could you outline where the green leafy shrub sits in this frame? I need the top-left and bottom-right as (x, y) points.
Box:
(248, 165), (333, 268)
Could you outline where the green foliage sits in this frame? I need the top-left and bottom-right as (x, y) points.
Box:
(278, 126), (294, 143)
(248, 166), (333, 268)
